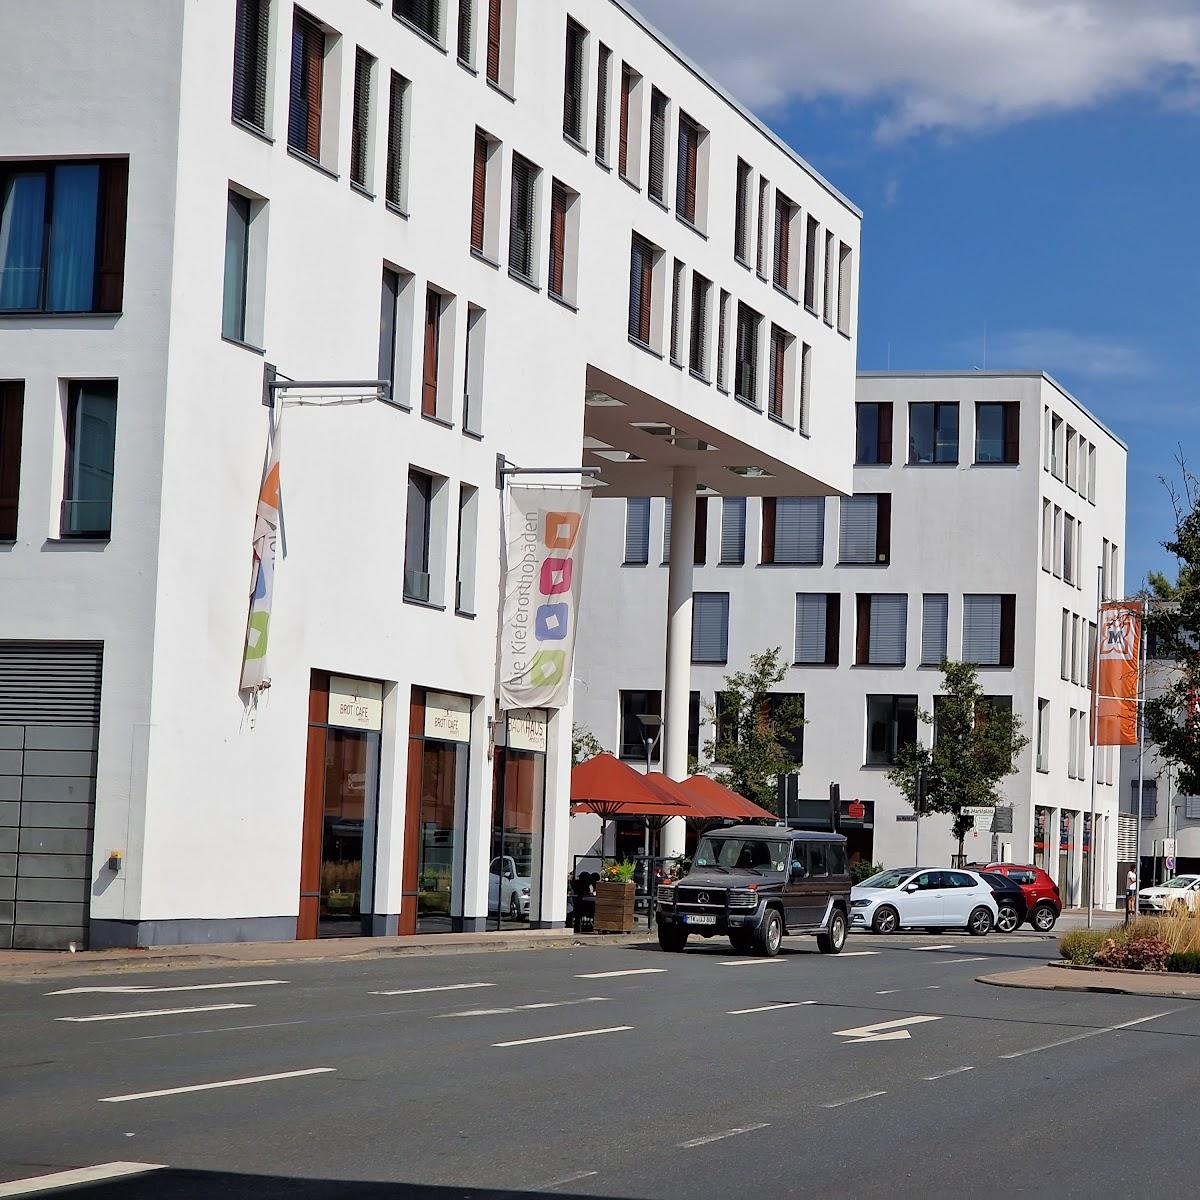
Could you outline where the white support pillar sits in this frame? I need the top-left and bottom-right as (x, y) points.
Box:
(661, 466), (696, 858)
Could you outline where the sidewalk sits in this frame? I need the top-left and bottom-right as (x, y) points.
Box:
(979, 962), (1200, 1000)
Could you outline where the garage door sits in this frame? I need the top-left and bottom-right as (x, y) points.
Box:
(0, 642), (103, 950)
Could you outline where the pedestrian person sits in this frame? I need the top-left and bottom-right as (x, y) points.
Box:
(1126, 866), (1138, 918)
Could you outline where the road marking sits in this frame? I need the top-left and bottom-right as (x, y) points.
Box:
(875, 989), (898, 995)
(369, 982), (496, 996)
(924, 1066), (975, 1081)
(57, 1003), (254, 1023)
(937, 957), (987, 964)
(999, 1010), (1181, 1060)
(678, 1123), (770, 1148)
(836, 950), (881, 957)
(910, 944), (955, 951)
(124, 1020), (307, 1042)
(0, 1162), (165, 1196)
(494, 1026), (633, 1048)
(99, 1067), (336, 1103)
(537, 1171), (599, 1189)
(575, 968), (665, 978)
(718, 958), (784, 967)
(435, 997), (609, 1018)
(727, 1002), (804, 1015)
(834, 1015), (943, 1043)
(48, 980), (288, 996)
(823, 1091), (887, 1109)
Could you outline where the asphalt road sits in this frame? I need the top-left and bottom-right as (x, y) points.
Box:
(2, 927), (1197, 1198)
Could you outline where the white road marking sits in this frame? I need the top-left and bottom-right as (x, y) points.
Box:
(999, 1010), (1182, 1060)
(677, 1123), (770, 1148)
(48, 980), (288, 996)
(924, 1066), (975, 1081)
(834, 1015), (943, 1043)
(875, 989), (898, 995)
(727, 1002), (804, 1015)
(823, 1090), (887, 1109)
(538, 1171), (599, 1189)
(100, 1067), (336, 1103)
(435, 997), (609, 1018)
(835, 951), (880, 957)
(718, 958), (784, 967)
(910, 944), (955, 951)
(0, 1162), (165, 1196)
(57, 1003), (254, 1023)
(937, 957), (987, 964)
(494, 1026), (633, 1048)
(575, 968), (665, 979)
(124, 1020), (306, 1042)
(369, 982), (496, 996)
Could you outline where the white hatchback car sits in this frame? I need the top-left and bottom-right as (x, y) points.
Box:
(851, 868), (999, 936)
(1139, 874), (1200, 914)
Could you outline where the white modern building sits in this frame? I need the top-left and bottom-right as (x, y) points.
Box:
(573, 371), (1128, 907)
(0, 0), (860, 947)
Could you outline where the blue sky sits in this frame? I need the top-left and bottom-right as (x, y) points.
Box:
(640, 0), (1200, 591)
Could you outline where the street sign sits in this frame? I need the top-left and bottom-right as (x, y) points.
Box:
(962, 806), (994, 833)
(896, 814), (917, 823)
(847, 799), (865, 820)
(1167, 857), (1177, 872)
(992, 805), (1014, 834)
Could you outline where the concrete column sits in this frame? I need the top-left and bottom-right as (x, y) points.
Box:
(660, 466), (697, 859)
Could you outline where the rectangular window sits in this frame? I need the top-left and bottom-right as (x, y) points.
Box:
(1060, 608), (1070, 680)
(628, 234), (654, 346)
(232, 0), (271, 131)
(855, 402), (893, 465)
(470, 129), (488, 253)
(463, 303), (485, 434)
(773, 193), (794, 291)
(837, 241), (852, 335)
(395, 0), (441, 42)
(1066, 427), (1077, 490)
(1068, 708), (1079, 779)
(689, 272), (711, 378)
(669, 258), (684, 364)
(866, 695), (918, 766)
(485, 0), (501, 83)
(288, 9), (325, 161)
(1063, 513), (1076, 584)
(648, 88), (668, 204)
(762, 496), (824, 565)
(976, 401), (1019, 464)
(768, 325), (790, 421)
(618, 64), (635, 179)
(1110, 543), (1120, 597)
(379, 266), (399, 397)
(720, 496), (745, 564)
(595, 44), (612, 163)
(921, 593), (948, 666)
(795, 593), (839, 666)
(688, 690), (701, 762)
(624, 497), (650, 565)
(692, 592), (730, 664)
(222, 190), (252, 342)
(823, 230), (835, 324)
(62, 381), (117, 539)
(508, 154), (538, 282)
(798, 342), (812, 435)
(755, 177), (770, 277)
(548, 180), (572, 301)
(839, 494), (890, 565)
(676, 113), (700, 224)
(1041, 499), (1052, 571)
(857, 593), (907, 666)
(350, 48), (375, 191)
(1087, 444), (1097, 503)
(1050, 414), (1064, 478)
(0, 159), (127, 314)
(0, 382), (24, 540)
(803, 214), (820, 309)
(908, 402), (959, 464)
(766, 693), (805, 764)
(619, 690), (661, 761)
(455, 483), (478, 615)
(1052, 506), (1063, 578)
(716, 289), (730, 391)
(385, 71), (411, 211)
(734, 158), (752, 263)
(693, 496), (709, 566)
(1036, 698), (1050, 772)
(421, 287), (442, 418)
(963, 594), (1002, 665)
(563, 18), (586, 144)
(404, 468), (433, 601)
(457, 0), (474, 65)
(734, 303), (760, 406)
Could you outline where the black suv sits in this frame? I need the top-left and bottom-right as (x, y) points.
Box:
(655, 826), (851, 957)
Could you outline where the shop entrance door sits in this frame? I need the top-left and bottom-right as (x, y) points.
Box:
(490, 749), (545, 929)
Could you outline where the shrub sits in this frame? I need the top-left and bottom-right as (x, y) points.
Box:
(1168, 950), (1200, 974)
(601, 859), (637, 884)
(1059, 930), (1108, 965)
(850, 861), (884, 885)
(1098, 934), (1172, 971)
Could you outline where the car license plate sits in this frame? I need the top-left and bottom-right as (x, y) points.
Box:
(683, 914), (716, 925)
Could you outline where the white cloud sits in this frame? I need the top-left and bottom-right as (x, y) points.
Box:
(634, 0), (1200, 138)
(952, 328), (1153, 378)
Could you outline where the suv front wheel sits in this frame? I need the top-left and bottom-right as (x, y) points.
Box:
(658, 924), (689, 953)
(754, 909), (784, 957)
(817, 909), (847, 954)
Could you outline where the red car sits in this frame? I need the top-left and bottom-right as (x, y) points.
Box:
(968, 863), (1061, 931)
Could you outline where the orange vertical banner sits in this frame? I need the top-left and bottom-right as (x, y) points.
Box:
(1094, 601), (1142, 746)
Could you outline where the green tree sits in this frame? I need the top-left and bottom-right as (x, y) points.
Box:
(887, 660), (1029, 861)
(571, 723), (605, 767)
(703, 647), (805, 815)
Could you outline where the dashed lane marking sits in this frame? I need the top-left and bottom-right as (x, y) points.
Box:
(678, 1123), (771, 1148)
(99, 1068), (336, 1103)
(909, 944), (956, 951)
(57, 1003), (254, 1023)
(823, 1091), (887, 1108)
(48, 981), (288, 996)
(999, 1010), (1182, 1060)
(575, 968), (665, 979)
(924, 1066), (975, 1081)
(435, 997), (609, 1018)
(726, 1002), (810, 1015)
(369, 982), (495, 996)
(0, 1163), (165, 1197)
(493, 1026), (633, 1048)
(717, 959), (784, 967)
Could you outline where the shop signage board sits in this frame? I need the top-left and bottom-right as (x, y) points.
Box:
(962, 806), (995, 833)
(426, 691), (471, 743)
(507, 708), (548, 753)
(328, 676), (383, 730)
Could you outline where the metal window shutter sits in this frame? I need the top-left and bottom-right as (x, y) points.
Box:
(397, 0), (441, 39)
(716, 292), (728, 386)
(689, 275), (707, 373)
(720, 496), (745, 563)
(804, 214), (819, 307)
(963, 594), (1001, 665)
(595, 46), (610, 160)
(386, 73), (407, 206)
(794, 594), (827, 664)
(670, 260), (683, 362)
(1117, 814), (1137, 860)
(351, 49), (372, 186)
(773, 497), (823, 564)
(736, 304), (758, 403)
(624, 497), (650, 564)
(563, 22), (584, 140)
(921, 594), (948, 665)
(232, 0), (268, 128)
(735, 161), (750, 260)
(839, 495), (877, 563)
(1185, 796), (1200, 821)
(648, 89), (667, 202)
(662, 498), (672, 562)
(627, 238), (645, 339)
(0, 642), (103, 725)
(869, 595), (907, 666)
(677, 118), (697, 222)
(457, 0), (473, 62)
(691, 593), (729, 663)
(508, 157), (534, 278)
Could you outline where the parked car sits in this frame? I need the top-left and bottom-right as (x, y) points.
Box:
(978, 871), (1028, 933)
(655, 826), (851, 957)
(969, 863), (1061, 931)
(489, 855), (531, 919)
(850, 868), (998, 935)
(1139, 874), (1200, 914)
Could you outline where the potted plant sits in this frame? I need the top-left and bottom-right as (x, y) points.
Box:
(594, 859), (637, 933)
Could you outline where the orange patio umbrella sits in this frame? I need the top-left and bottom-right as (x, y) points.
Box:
(679, 775), (777, 823)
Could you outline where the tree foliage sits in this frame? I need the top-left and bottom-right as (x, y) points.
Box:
(571, 723), (605, 767)
(703, 647), (805, 815)
(887, 660), (1029, 858)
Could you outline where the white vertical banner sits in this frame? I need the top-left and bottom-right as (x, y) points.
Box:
(239, 418), (282, 691)
(498, 486), (590, 710)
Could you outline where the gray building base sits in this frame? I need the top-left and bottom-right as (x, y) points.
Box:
(90, 915), (297, 948)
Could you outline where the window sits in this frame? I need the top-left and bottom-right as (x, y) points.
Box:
(768, 325), (789, 421)
(692, 593), (729, 664)
(795, 593), (839, 666)
(839, 494), (890, 565)
(734, 158), (752, 263)
(1066, 427), (1078, 490)
(394, 0), (441, 42)
(908, 402), (959, 464)
(222, 191), (252, 342)
(1041, 499), (1052, 571)
(457, 0), (474, 65)
(350, 48), (375, 191)
(857, 593), (907, 666)
(720, 496), (745, 565)
(836, 241), (853, 335)
(0, 383), (24, 540)
(693, 496), (709, 566)
(385, 71), (411, 211)
(470, 129), (489, 253)
(484, 0), (513, 90)
(773, 193), (794, 292)
(762, 496), (824, 565)
(421, 286), (444, 418)
(669, 259), (684, 364)
(1052, 506), (1063, 578)
(856, 402), (893, 465)
(455, 484), (478, 614)
(628, 234), (654, 346)
(288, 10), (325, 162)
(405, 469), (434, 601)
(1087, 444), (1097, 503)
(677, 113), (700, 224)
(508, 154), (538, 283)
(619, 690), (661, 760)
(1036, 698), (1050, 772)
(624, 497), (650, 564)
(232, 0), (270, 131)
(823, 230), (835, 324)
(0, 159), (127, 314)
(803, 214), (820, 309)
(798, 343), (812, 435)
(689, 273), (711, 378)
(866, 695), (918, 765)
(618, 64), (638, 181)
(734, 303), (760, 406)
(595, 44), (612, 163)
(1110, 543), (1120, 598)
(379, 267), (399, 397)
(1067, 707), (1080, 779)
(766, 693), (805, 764)
(716, 289), (730, 391)
(62, 381), (116, 539)
(563, 18), (587, 144)
(921, 593), (948, 666)
(755, 177), (770, 277)
(548, 180), (576, 303)
(1063, 513), (1076, 584)
(463, 303), (485, 434)
(688, 690), (701, 762)
(1050, 413), (1064, 478)
(976, 401), (1019, 464)
(963, 593), (1015, 667)
(648, 88), (668, 204)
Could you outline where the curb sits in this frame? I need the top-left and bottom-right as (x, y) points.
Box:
(977, 969), (1200, 1001)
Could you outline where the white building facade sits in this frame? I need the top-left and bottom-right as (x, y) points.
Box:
(573, 372), (1128, 907)
(0, 0), (860, 947)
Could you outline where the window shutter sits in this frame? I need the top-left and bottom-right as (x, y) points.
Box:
(1003, 403), (1020, 464)
(921, 593), (948, 665)
(549, 180), (567, 297)
(677, 117), (697, 222)
(855, 594), (871, 665)
(963, 594), (1002, 665)
(422, 289), (440, 416)
(1000, 594), (1016, 667)
(869, 594), (907, 666)
(760, 497), (775, 564)
(624, 497), (650, 564)
(648, 89), (667, 202)
(628, 235), (652, 343)
(471, 131), (488, 252)
(735, 304), (758, 404)
(694, 496), (708, 565)
(774, 198), (789, 289)
(691, 593), (729, 663)
(837, 241), (852, 335)
(662, 498), (672, 563)
(670, 259), (683, 362)
(825, 594), (841, 665)
(839, 495), (878, 564)
(486, 0), (502, 84)
(563, 20), (584, 142)
(716, 292), (728, 388)
(619, 66), (631, 176)
(734, 160), (750, 260)
(794, 594), (828, 664)
(457, 0), (473, 62)
(773, 497), (824, 564)
(804, 214), (819, 307)
(386, 73), (407, 207)
(876, 493), (891, 563)
(595, 46), (610, 161)
(95, 160), (128, 314)
(0, 383), (24, 540)
(351, 49), (372, 187)
(720, 496), (745, 564)
(289, 11), (324, 159)
(378, 268), (398, 389)
(508, 156), (534, 279)
(769, 326), (785, 419)
(233, 0), (269, 129)
(689, 274), (708, 374)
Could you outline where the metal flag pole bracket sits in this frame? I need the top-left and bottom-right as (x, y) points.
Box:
(262, 363), (396, 409)
(495, 453), (602, 491)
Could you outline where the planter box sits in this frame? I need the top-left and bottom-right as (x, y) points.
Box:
(594, 881), (635, 933)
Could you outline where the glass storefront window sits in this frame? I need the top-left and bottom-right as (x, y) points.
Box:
(490, 742), (546, 930)
(417, 739), (468, 933)
(318, 728), (380, 937)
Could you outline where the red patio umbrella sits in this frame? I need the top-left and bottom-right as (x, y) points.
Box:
(679, 775), (777, 823)
(570, 755), (689, 858)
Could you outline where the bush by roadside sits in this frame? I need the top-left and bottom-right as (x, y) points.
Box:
(1060, 930), (1108, 965)
(1059, 909), (1200, 972)
(849, 861), (884, 885)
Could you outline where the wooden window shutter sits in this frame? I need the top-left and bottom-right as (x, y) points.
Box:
(96, 159), (128, 313)
(619, 66), (632, 176)
(855, 595), (871, 665)
(471, 130), (488, 252)
(693, 496), (708, 565)
(1003, 403), (1020, 464)
(351, 49), (372, 187)
(422, 289), (440, 416)
(875, 493), (891, 563)
(549, 181), (567, 298)
(999, 594), (1016, 666)
(486, 0), (502, 84)
(878, 402), (893, 465)
(638, 249), (652, 343)
(761, 496), (776, 564)
(0, 383), (23, 541)
(825, 594), (840, 666)
(302, 15), (323, 158)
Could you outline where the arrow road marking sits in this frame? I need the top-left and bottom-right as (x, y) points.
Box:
(833, 1015), (943, 1043)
